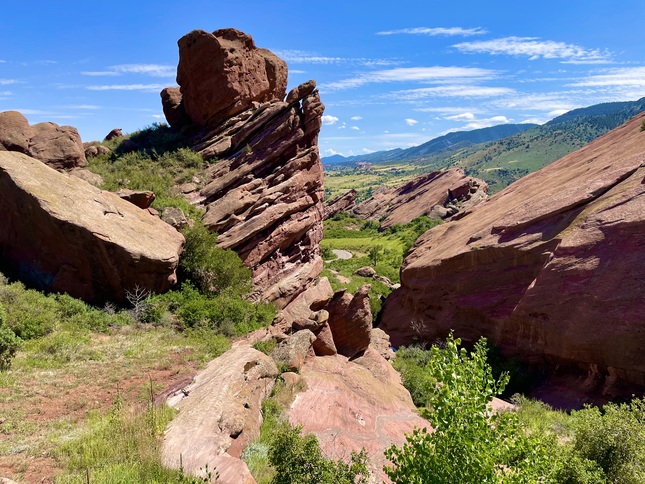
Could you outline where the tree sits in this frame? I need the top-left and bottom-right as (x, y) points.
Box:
(368, 244), (383, 266)
(385, 333), (557, 483)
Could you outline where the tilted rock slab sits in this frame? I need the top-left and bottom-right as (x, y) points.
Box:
(323, 189), (357, 220)
(381, 112), (645, 391)
(353, 168), (488, 229)
(287, 349), (431, 483)
(0, 151), (183, 303)
(161, 345), (278, 484)
(0, 111), (86, 170)
(162, 29), (324, 309)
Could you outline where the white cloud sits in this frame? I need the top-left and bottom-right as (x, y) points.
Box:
(362, 148), (375, 153)
(445, 112), (476, 121)
(87, 83), (167, 91)
(0, 91), (12, 96)
(63, 104), (101, 110)
(290, 69), (306, 74)
(377, 27), (487, 36)
(324, 148), (343, 156)
(405, 118), (418, 126)
(415, 106), (484, 114)
(152, 114), (163, 118)
(7, 109), (54, 115)
(389, 85), (514, 100)
(321, 66), (497, 91)
(351, 126), (360, 130)
(453, 36), (612, 64)
(0, 60), (6, 63)
(490, 92), (578, 112)
(322, 115), (339, 125)
(569, 67), (645, 88)
(350, 116), (363, 121)
(275, 49), (399, 66)
(82, 64), (176, 77)
(462, 115), (510, 130)
(0, 79), (18, 85)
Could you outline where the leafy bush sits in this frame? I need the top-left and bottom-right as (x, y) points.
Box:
(180, 224), (252, 297)
(386, 333), (557, 483)
(268, 423), (369, 484)
(0, 281), (58, 339)
(0, 302), (21, 370)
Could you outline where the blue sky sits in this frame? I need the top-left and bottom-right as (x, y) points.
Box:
(2, 0), (644, 157)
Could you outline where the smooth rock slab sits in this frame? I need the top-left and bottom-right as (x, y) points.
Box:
(0, 151), (183, 303)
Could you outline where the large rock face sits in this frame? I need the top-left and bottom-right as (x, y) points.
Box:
(0, 111), (86, 170)
(287, 349), (431, 482)
(323, 189), (357, 220)
(353, 168), (487, 229)
(162, 345), (278, 484)
(0, 151), (184, 304)
(381, 112), (645, 392)
(166, 28), (288, 128)
(162, 29), (325, 309)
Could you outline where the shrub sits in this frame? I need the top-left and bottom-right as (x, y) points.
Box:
(0, 302), (21, 370)
(180, 224), (252, 297)
(268, 423), (369, 484)
(0, 281), (58, 339)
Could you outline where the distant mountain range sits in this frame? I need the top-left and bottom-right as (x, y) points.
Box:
(323, 97), (645, 193)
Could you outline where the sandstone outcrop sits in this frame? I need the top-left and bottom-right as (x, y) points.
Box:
(381, 112), (645, 392)
(326, 285), (373, 359)
(162, 28), (325, 308)
(323, 189), (357, 220)
(0, 151), (184, 304)
(83, 141), (111, 158)
(353, 168), (487, 229)
(162, 345), (278, 483)
(0, 111), (86, 170)
(287, 349), (431, 482)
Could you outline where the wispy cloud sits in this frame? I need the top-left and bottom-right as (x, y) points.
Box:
(350, 116), (363, 121)
(405, 118), (418, 126)
(0, 79), (18, 85)
(462, 115), (510, 129)
(415, 106), (485, 115)
(275, 49), (400, 66)
(82, 64), (176, 77)
(445, 112), (476, 121)
(87, 83), (167, 91)
(321, 66), (497, 91)
(62, 104), (102, 110)
(351, 126), (360, 130)
(388, 85), (514, 100)
(0, 60), (6, 63)
(7, 109), (54, 115)
(490, 92), (579, 112)
(322, 115), (340, 125)
(377, 27), (487, 36)
(453, 36), (612, 64)
(569, 67), (645, 88)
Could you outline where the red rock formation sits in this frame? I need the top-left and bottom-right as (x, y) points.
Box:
(353, 168), (487, 229)
(0, 111), (86, 170)
(161, 28), (325, 308)
(323, 189), (357, 220)
(326, 285), (373, 358)
(0, 151), (183, 304)
(381, 112), (645, 392)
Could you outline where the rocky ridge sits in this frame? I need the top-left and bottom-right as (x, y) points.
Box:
(381, 112), (645, 394)
(161, 29), (325, 308)
(352, 168), (488, 229)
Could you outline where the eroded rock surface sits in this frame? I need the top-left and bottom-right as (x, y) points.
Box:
(353, 168), (487, 229)
(162, 28), (325, 308)
(327, 285), (373, 359)
(0, 151), (183, 303)
(288, 349), (431, 482)
(161, 345), (278, 484)
(324, 189), (357, 220)
(0, 111), (86, 170)
(381, 112), (645, 392)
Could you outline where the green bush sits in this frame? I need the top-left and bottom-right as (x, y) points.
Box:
(0, 302), (21, 370)
(0, 281), (58, 339)
(180, 224), (252, 297)
(268, 423), (369, 484)
(386, 334), (557, 483)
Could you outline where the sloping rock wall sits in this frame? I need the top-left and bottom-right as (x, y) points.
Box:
(162, 29), (324, 308)
(323, 189), (357, 220)
(0, 151), (183, 303)
(381, 113), (645, 392)
(353, 168), (487, 229)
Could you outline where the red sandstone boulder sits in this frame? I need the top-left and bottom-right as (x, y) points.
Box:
(327, 285), (372, 358)
(353, 168), (487, 229)
(103, 128), (123, 141)
(381, 112), (645, 392)
(0, 111), (86, 170)
(0, 151), (183, 304)
(116, 188), (155, 209)
(169, 28), (288, 128)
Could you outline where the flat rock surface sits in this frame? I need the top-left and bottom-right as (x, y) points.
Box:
(0, 151), (183, 303)
(161, 345), (278, 484)
(381, 112), (645, 393)
(288, 349), (430, 483)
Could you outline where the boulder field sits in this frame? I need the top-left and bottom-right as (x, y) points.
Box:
(381, 112), (645, 394)
(161, 29), (324, 309)
(0, 151), (184, 304)
(352, 168), (488, 229)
